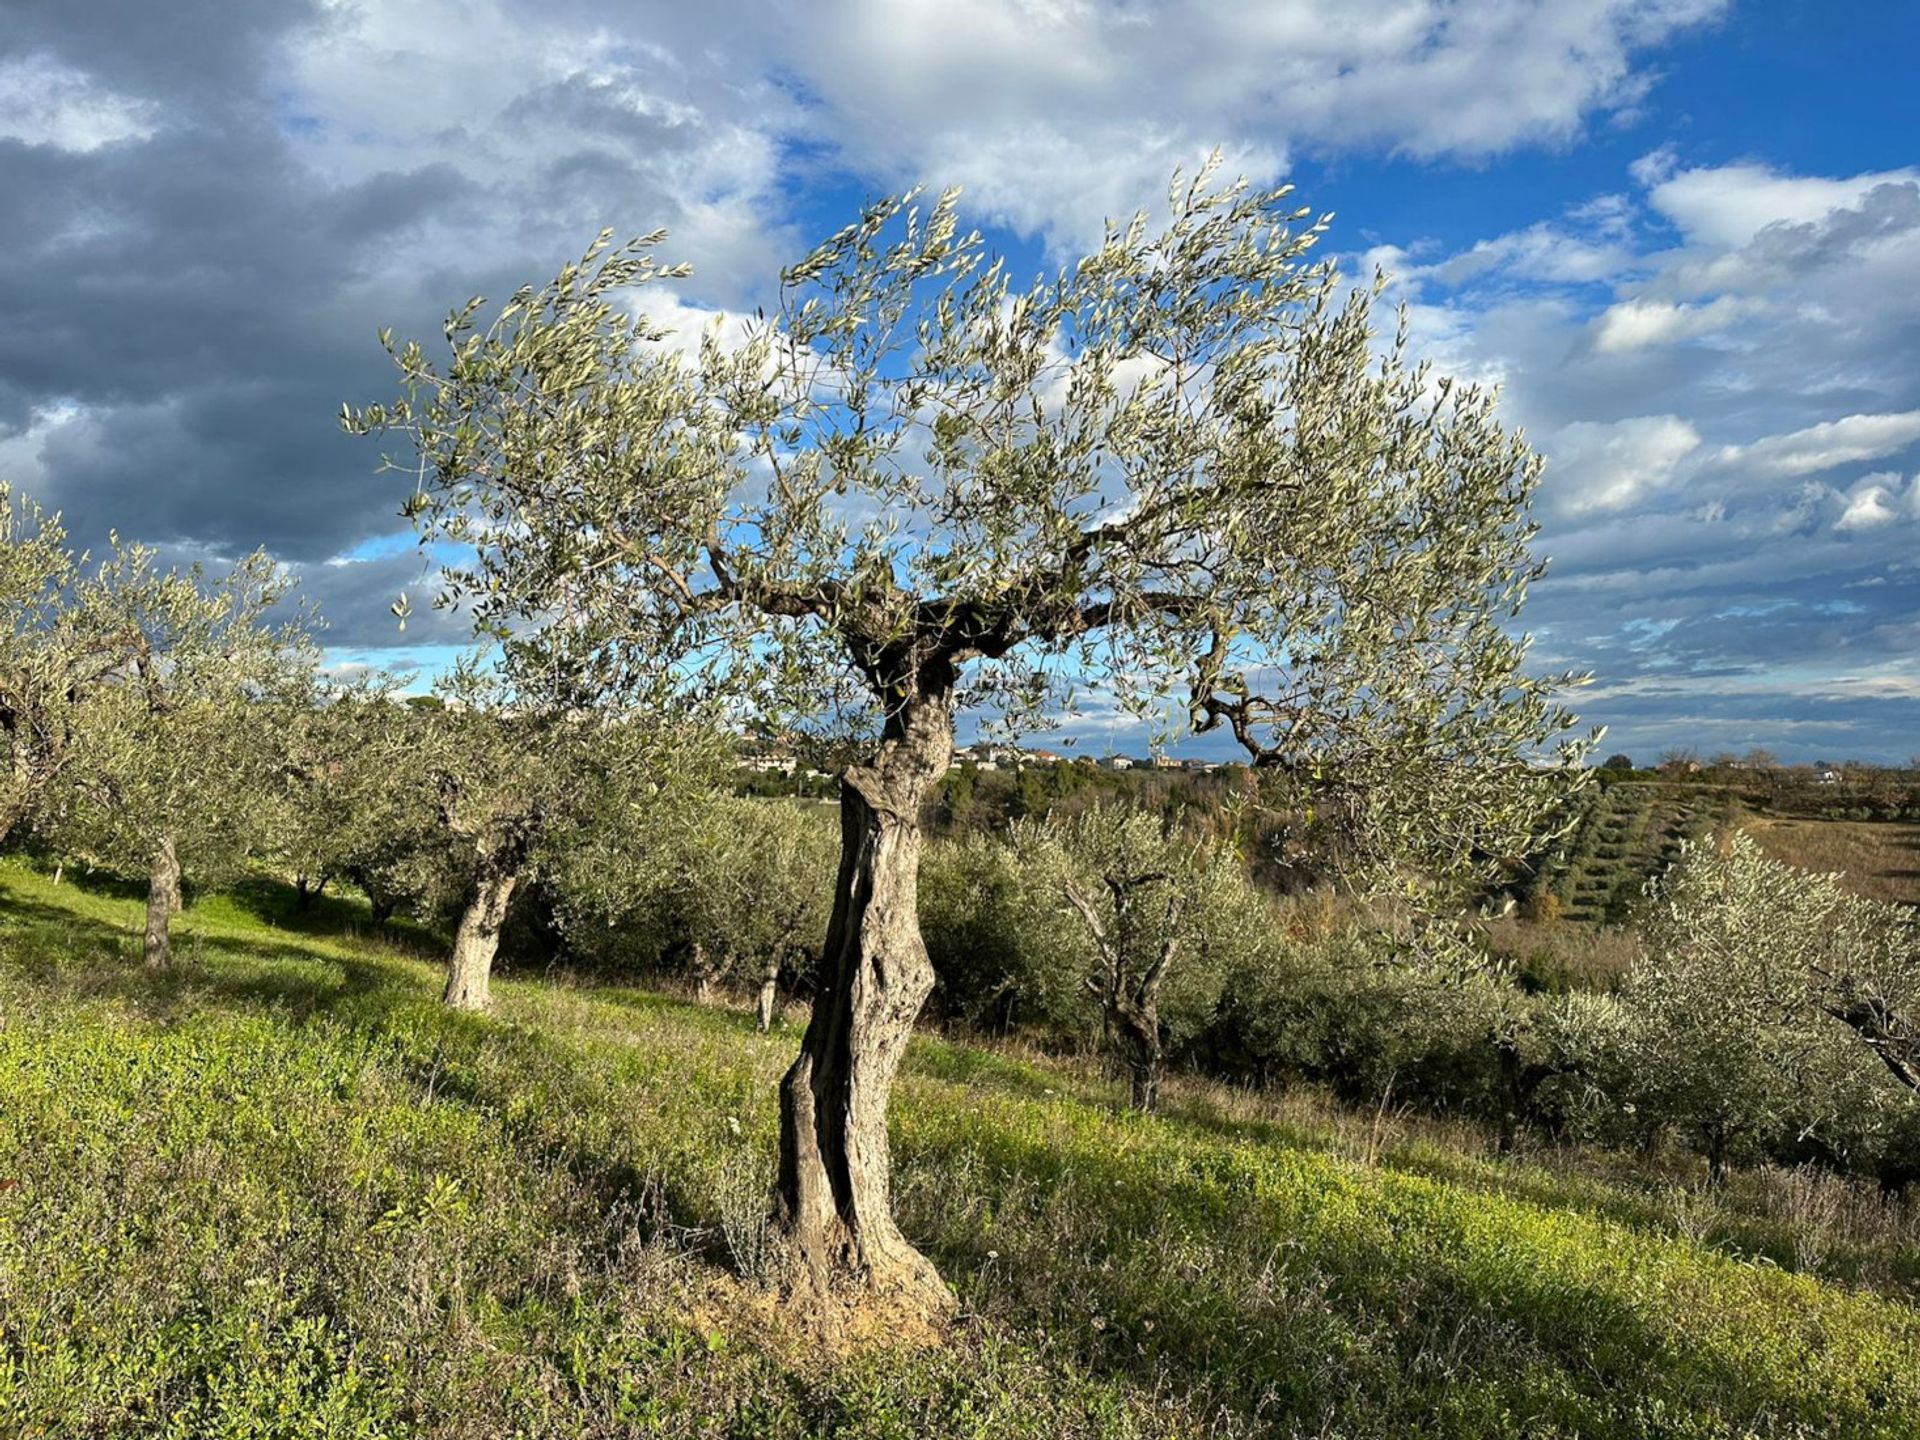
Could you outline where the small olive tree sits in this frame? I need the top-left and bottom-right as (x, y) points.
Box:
(351, 161), (1587, 1311)
(0, 487), (157, 848)
(1628, 833), (1896, 1182)
(1018, 806), (1258, 1111)
(1628, 835), (1920, 1181)
(49, 547), (315, 966)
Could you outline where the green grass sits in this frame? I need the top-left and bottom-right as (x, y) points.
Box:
(2, 863), (1918, 1438)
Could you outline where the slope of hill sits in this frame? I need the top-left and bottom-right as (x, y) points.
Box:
(2, 863), (1918, 1438)
(1744, 816), (1920, 907)
(1526, 780), (1739, 925)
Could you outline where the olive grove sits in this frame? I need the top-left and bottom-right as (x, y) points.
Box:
(350, 160), (1589, 1314)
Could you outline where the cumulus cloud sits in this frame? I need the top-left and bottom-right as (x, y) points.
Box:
(1383, 150), (1920, 757)
(1707, 413), (1920, 483)
(789, 0), (1729, 250)
(1835, 472), (1919, 532)
(1591, 294), (1755, 351)
(1547, 415), (1701, 514)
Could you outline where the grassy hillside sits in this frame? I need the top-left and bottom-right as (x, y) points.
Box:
(2, 864), (1918, 1438)
(1528, 781), (1739, 925)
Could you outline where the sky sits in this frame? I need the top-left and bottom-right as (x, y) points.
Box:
(2, 0), (1917, 763)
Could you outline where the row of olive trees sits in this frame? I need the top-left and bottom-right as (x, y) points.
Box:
(0, 488), (744, 1005)
(920, 817), (1920, 1191)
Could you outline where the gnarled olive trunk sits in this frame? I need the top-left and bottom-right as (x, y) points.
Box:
(776, 689), (953, 1315)
(1112, 1006), (1162, 1114)
(444, 862), (518, 1011)
(756, 956), (781, 1032)
(143, 834), (180, 969)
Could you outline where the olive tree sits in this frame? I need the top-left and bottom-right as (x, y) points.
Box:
(1628, 835), (1920, 1181)
(416, 654), (722, 1011)
(1017, 806), (1257, 1111)
(562, 793), (837, 1026)
(266, 672), (441, 916)
(350, 161), (1586, 1312)
(1630, 838), (1848, 1180)
(0, 487), (152, 847)
(49, 547), (314, 966)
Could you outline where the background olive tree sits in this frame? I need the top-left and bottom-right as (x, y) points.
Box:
(407, 648), (728, 1012)
(1625, 836), (1920, 1183)
(0, 487), (158, 849)
(351, 160), (1587, 1313)
(1015, 805), (1261, 1111)
(265, 672), (444, 919)
(556, 793), (837, 1027)
(46, 547), (315, 966)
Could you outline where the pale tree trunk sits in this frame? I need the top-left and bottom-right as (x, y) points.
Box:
(1066, 880), (1178, 1117)
(756, 956), (781, 1032)
(443, 862), (519, 1011)
(776, 686), (954, 1317)
(143, 834), (180, 969)
(691, 942), (718, 1005)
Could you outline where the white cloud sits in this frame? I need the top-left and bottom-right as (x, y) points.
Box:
(0, 53), (155, 152)
(1835, 472), (1919, 532)
(1545, 414), (1701, 513)
(1591, 294), (1755, 351)
(793, 0), (1729, 249)
(1644, 160), (1920, 248)
(1709, 412), (1920, 483)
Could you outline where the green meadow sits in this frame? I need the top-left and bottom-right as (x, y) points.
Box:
(2, 861), (1916, 1439)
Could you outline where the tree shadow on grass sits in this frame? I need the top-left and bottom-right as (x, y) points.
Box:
(0, 885), (749, 1275)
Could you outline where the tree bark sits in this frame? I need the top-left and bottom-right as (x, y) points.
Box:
(776, 687), (954, 1316)
(143, 834), (180, 969)
(443, 862), (518, 1011)
(757, 957), (781, 1032)
(1113, 1007), (1162, 1114)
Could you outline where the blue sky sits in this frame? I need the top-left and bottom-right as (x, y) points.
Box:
(2, 0), (1917, 761)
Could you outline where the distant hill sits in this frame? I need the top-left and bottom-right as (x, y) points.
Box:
(1520, 778), (1740, 924)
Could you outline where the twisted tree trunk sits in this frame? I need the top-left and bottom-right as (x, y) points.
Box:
(444, 859), (519, 1011)
(1113, 1005), (1163, 1114)
(143, 834), (180, 969)
(776, 687), (954, 1317)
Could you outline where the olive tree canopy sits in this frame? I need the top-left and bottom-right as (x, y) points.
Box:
(351, 161), (1588, 1316)
(49, 547), (315, 966)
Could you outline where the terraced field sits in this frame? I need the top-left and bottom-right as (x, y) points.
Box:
(1529, 782), (1740, 924)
